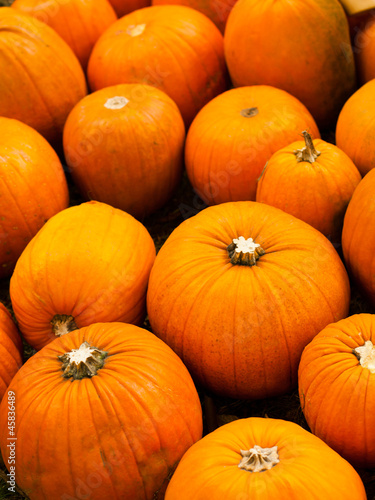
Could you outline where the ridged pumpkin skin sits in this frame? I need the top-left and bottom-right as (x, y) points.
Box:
(0, 118), (69, 278)
(63, 84), (185, 219)
(0, 323), (203, 499)
(87, 5), (228, 127)
(298, 314), (375, 469)
(185, 86), (320, 205)
(108, 0), (151, 16)
(12, 0), (117, 71)
(224, 0), (356, 129)
(0, 303), (22, 402)
(342, 169), (375, 307)
(0, 8), (87, 146)
(336, 79), (375, 176)
(256, 132), (362, 244)
(10, 201), (156, 351)
(165, 418), (366, 500)
(152, 0), (238, 33)
(147, 202), (350, 400)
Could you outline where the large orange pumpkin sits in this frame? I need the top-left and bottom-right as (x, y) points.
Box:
(224, 0), (356, 129)
(299, 313), (375, 469)
(256, 130), (361, 244)
(0, 303), (22, 402)
(12, 0), (117, 71)
(185, 85), (320, 205)
(147, 201), (350, 400)
(165, 417), (366, 500)
(63, 84), (185, 219)
(87, 5), (228, 127)
(0, 8), (87, 146)
(342, 168), (375, 307)
(108, 0), (151, 16)
(10, 201), (156, 351)
(0, 322), (203, 499)
(0, 117), (69, 278)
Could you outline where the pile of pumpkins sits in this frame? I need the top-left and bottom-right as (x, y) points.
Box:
(0, 0), (374, 498)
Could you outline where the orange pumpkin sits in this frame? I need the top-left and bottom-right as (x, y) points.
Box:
(108, 0), (151, 16)
(12, 0), (117, 71)
(185, 86), (320, 205)
(299, 313), (375, 468)
(0, 322), (203, 499)
(87, 5), (228, 127)
(224, 0), (356, 129)
(147, 201), (350, 400)
(0, 303), (22, 402)
(256, 130), (361, 244)
(0, 8), (87, 146)
(0, 117), (69, 278)
(10, 201), (156, 351)
(342, 168), (375, 307)
(63, 84), (185, 219)
(165, 417), (366, 500)
(152, 0), (238, 33)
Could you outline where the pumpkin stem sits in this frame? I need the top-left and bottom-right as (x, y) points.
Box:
(126, 24), (146, 37)
(58, 341), (108, 380)
(104, 96), (129, 110)
(51, 314), (78, 338)
(238, 445), (279, 472)
(240, 107), (259, 118)
(294, 130), (321, 163)
(353, 340), (375, 374)
(227, 236), (265, 266)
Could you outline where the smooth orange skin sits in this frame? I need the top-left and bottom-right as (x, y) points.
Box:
(87, 5), (228, 127)
(0, 323), (203, 499)
(298, 314), (375, 469)
(336, 79), (375, 177)
(224, 0), (357, 129)
(0, 303), (22, 402)
(109, 0), (151, 17)
(10, 201), (156, 351)
(185, 86), (320, 205)
(342, 169), (375, 307)
(165, 417), (366, 500)
(147, 201), (350, 400)
(0, 118), (69, 278)
(63, 84), (185, 219)
(256, 138), (362, 244)
(0, 8), (87, 146)
(12, 0), (117, 71)
(152, 0), (238, 33)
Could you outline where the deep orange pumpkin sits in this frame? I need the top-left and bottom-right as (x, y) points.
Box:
(256, 130), (361, 244)
(10, 201), (156, 351)
(0, 303), (22, 402)
(63, 84), (185, 219)
(224, 0), (357, 129)
(299, 313), (375, 469)
(165, 417), (366, 499)
(108, 0), (151, 16)
(185, 86), (320, 205)
(87, 5), (228, 127)
(342, 168), (375, 307)
(147, 201), (350, 400)
(0, 117), (69, 278)
(12, 0), (117, 71)
(0, 322), (203, 499)
(0, 8), (87, 146)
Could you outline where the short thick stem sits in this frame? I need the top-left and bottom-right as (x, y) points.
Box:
(240, 107), (259, 118)
(353, 340), (375, 373)
(227, 236), (265, 266)
(294, 130), (320, 163)
(58, 341), (108, 380)
(238, 445), (279, 472)
(51, 314), (78, 338)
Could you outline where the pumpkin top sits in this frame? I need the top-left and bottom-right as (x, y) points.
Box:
(227, 236), (265, 266)
(238, 445), (279, 472)
(58, 341), (108, 380)
(354, 340), (375, 374)
(294, 130), (321, 163)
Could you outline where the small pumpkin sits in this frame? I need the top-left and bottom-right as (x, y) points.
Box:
(0, 8), (87, 146)
(0, 322), (203, 499)
(165, 417), (366, 499)
(147, 201), (350, 400)
(0, 303), (23, 402)
(10, 201), (156, 351)
(108, 0), (151, 16)
(342, 168), (375, 307)
(87, 5), (228, 127)
(0, 117), (69, 278)
(63, 84), (185, 219)
(12, 0), (117, 70)
(185, 86), (320, 205)
(298, 313), (375, 469)
(256, 130), (361, 244)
